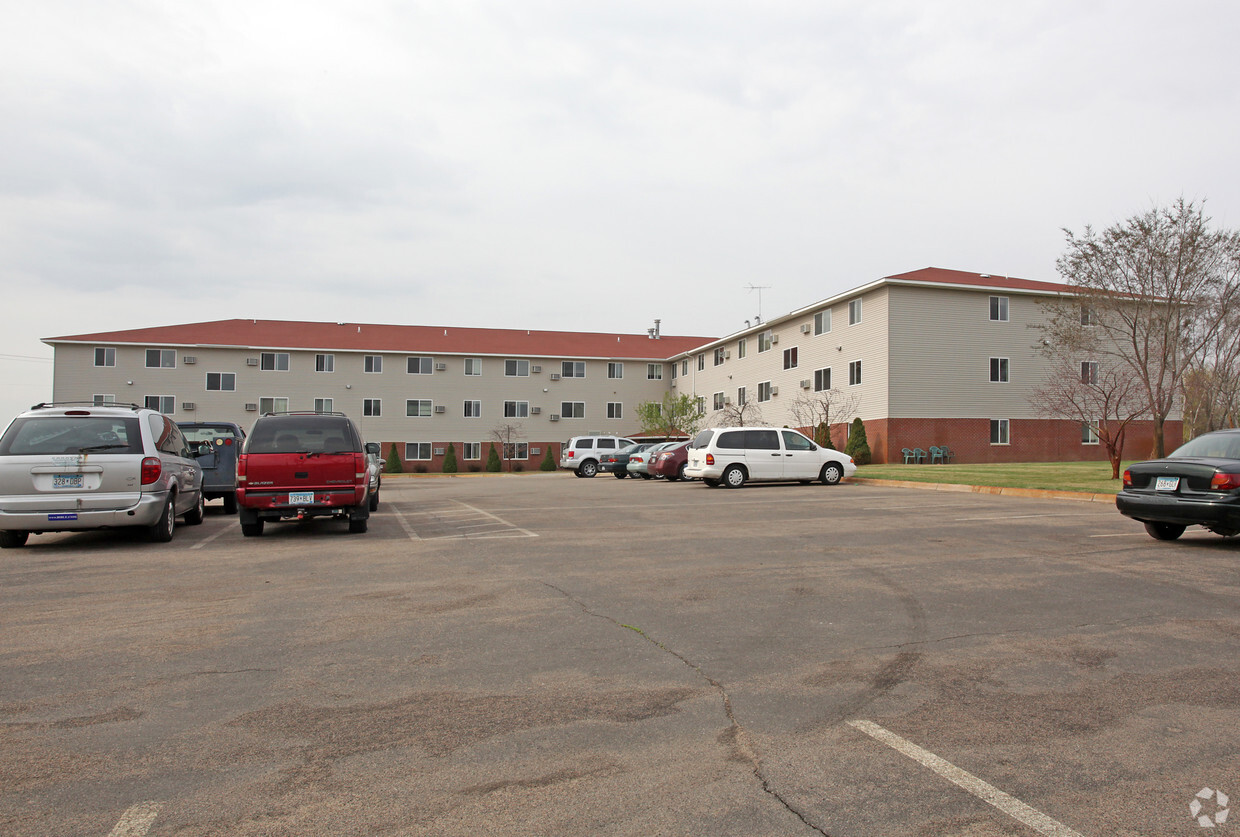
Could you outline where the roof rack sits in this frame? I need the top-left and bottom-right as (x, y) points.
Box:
(30, 401), (142, 411)
(260, 410), (351, 418)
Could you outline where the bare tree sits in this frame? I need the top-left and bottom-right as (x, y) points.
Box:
(1182, 299), (1240, 436)
(787, 388), (859, 448)
(713, 397), (764, 427)
(490, 422), (524, 472)
(1046, 199), (1240, 457)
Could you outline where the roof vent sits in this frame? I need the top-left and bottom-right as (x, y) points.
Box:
(980, 274), (991, 279)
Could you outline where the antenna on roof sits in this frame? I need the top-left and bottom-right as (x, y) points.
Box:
(745, 284), (771, 322)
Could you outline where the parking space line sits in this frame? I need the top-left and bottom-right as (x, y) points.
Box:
(189, 527), (230, 550)
(1090, 532), (1146, 538)
(454, 502), (538, 538)
(954, 512), (1105, 522)
(389, 506), (422, 541)
(847, 720), (1086, 837)
(107, 801), (161, 837)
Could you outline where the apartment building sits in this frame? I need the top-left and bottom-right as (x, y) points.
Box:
(43, 319), (714, 470)
(671, 267), (1175, 464)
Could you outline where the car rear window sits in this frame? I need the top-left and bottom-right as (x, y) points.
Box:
(1170, 433), (1240, 460)
(716, 430), (747, 449)
(691, 430), (715, 449)
(246, 418), (359, 453)
(180, 425), (243, 442)
(0, 416), (143, 455)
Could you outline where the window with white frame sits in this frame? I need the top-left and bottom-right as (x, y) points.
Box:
(671, 362), (677, 380)
(647, 363), (663, 380)
(465, 358), (482, 376)
(814, 310), (832, 335)
(758, 330), (772, 352)
(260, 352), (289, 371)
(608, 362), (623, 379)
(463, 442), (481, 460)
(758, 381), (772, 402)
(1082, 422), (1100, 445)
(697, 354), (705, 371)
(737, 338), (747, 358)
(406, 399), (433, 417)
(681, 359), (689, 375)
(315, 354), (334, 372)
(848, 299), (862, 325)
(503, 442), (529, 460)
(607, 402), (622, 419)
(94, 347), (116, 367)
(783, 347), (798, 369)
(990, 357), (1010, 383)
(1081, 361), (1098, 384)
(144, 395), (175, 414)
(146, 349), (176, 368)
(363, 398), (381, 417)
(990, 296), (1009, 322)
(206, 372), (236, 391)
(504, 400), (529, 418)
(92, 394), (116, 405)
(259, 396), (289, 414)
(849, 360), (862, 386)
(561, 401), (585, 418)
(505, 359), (529, 377)
(405, 442), (431, 460)
(407, 356), (432, 375)
(737, 386), (746, 406)
(364, 355), (383, 373)
(814, 367), (831, 392)
(562, 361), (585, 378)
(464, 400), (481, 418)
(696, 396), (706, 415)
(1081, 305), (1097, 326)
(990, 419), (1010, 445)
(713, 392), (725, 411)
(714, 348), (725, 366)
(314, 398), (333, 412)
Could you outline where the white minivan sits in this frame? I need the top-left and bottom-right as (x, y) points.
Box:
(684, 426), (856, 488)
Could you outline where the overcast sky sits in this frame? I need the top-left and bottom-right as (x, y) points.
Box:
(2, 1), (1237, 421)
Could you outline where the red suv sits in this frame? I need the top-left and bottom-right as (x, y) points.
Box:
(236, 412), (379, 536)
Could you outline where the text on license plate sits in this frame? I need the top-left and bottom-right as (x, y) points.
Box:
(288, 491), (315, 505)
(53, 474), (84, 489)
(1155, 476), (1180, 492)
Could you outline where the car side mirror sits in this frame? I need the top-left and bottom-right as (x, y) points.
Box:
(192, 441), (213, 457)
(365, 442), (380, 456)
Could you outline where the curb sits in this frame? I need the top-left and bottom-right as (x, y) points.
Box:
(848, 477), (1118, 504)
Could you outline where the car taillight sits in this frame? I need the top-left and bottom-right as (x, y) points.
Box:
(355, 452), (366, 479)
(1211, 473), (1240, 491)
(568, 451), (575, 458)
(706, 453), (715, 465)
(632, 456), (643, 463)
(236, 453), (247, 482)
(141, 457), (162, 485)
(1122, 469), (1132, 488)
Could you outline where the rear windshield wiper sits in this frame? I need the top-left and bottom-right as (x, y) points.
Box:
(77, 444), (131, 453)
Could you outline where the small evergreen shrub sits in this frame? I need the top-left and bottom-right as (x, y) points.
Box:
(844, 418), (872, 465)
(385, 444), (404, 474)
(540, 447), (557, 471)
(486, 443), (502, 472)
(443, 442), (458, 474)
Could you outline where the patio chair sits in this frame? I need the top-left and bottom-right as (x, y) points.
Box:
(929, 446), (944, 464)
(901, 447), (915, 464)
(913, 447), (928, 464)
(939, 445), (955, 463)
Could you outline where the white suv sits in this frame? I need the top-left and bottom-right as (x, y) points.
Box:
(559, 435), (636, 478)
(684, 426), (856, 488)
(0, 402), (208, 547)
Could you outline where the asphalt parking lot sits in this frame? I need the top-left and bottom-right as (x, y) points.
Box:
(2, 474), (1238, 837)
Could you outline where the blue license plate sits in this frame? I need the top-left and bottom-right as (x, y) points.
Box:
(48, 513), (78, 521)
(1155, 476), (1179, 492)
(289, 492), (314, 505)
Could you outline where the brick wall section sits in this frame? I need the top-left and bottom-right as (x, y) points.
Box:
(877, 418), (1184, 464)
(382, 441), (565, 473)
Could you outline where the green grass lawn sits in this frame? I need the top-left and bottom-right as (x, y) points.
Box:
(856, 460), (1132, 495)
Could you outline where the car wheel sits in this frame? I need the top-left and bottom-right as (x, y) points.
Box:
(241, 521), (264, 537)
(349, 515), (368, 534)
(148, 494), (176, 543)
(703, 478), (720, 487)
(222, 493), (238, 515)
(1144, 522), (1186, 541)
(676, 462), (688, 481)
(640, 473), (653, 480)
(614, 470), (627, 479)
(184, 490), (205, 525)
(722, 465), (746, 488)
(579, 460), (598, 478)
(0, 530), (29, 549)
(369, 487), (380, 511)
(820, 463), (844, 485)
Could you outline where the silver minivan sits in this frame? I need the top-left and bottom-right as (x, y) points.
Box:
(0, 403), (207, 547)
(684, 426), (857, 488)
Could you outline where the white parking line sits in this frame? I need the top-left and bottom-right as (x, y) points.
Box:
(454, 501), (538, 538)
(1090, 532), (1146, 538)
(107, 801), (161, 837)
(848, 720), (1085, 837)
(954, 512), (1104, 522)
(389, 506), (422, 541)
(189, 527), (230, 550)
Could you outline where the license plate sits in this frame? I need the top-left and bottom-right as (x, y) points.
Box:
(288, 491), (314, 505)
(52, 474), (84, 489)
(1155, 476), (1180, 492)
(48, 513), (78, 521)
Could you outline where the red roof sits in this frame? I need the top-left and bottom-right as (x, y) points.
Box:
(885, 267), (1073, 295)
(44, 319), (717, 360)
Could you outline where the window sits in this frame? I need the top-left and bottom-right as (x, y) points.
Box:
(671, 363), (677, 380)
(990, 357), (1010, 383)
(364, 355), (383, 373)
(94, 347), (116, 367)
(405, 442), (431, 461)
(737, 386), (746, 406)
(849, 360), (862, 386)
(561, 401), (585, 418)
(315, 354), (334, 372)
(697, 354), (705, 371)
(714, 348), (725, 366)
(314, 398), (333, 412)
(782, 430), (815, 452)
(406, 399), (433, 417)
(713, 392), (725, 411)
(407, 356), (432, 375)
(206, 372), (236, 392)
(990, 296), (1009, 322)
(259, 396), (289, 414)
(363, 398), (382, 417)
(758, 381), (772, 402)
(758, 330), (772, 353)
(990, 419), (1010, 445)
(814, 310), (832, 335)
(1082, 422), (1100, 445)
(681, 359), (689, 376)
(696, 396), (706, 415)
(260, 352), (289, 371)
(504, 400), (529, 418)
(737, 338), (747, 359)
(647, 363), (663, 380)
(1081, 305), (1097, 326)
(608, 362), (624, 379)
(503, 442), (529, 460)
(505, 359), (529, 377)
(92, 394), (116, 405)
(463, 442), (481, 461)
(146, 349), (176, 369)
(607, 402), (622, 419)
(561, 361), (585, 378)
(465, 358), (483, 376)
(848, 299), (862, 325)
(464, 400), (481, 418)
(814, 367), (831, 392)
(1081, 361), (1098, 385)
(783, 347), (798, 369)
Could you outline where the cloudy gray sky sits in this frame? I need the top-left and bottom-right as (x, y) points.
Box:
(2, 1), (1237, 420)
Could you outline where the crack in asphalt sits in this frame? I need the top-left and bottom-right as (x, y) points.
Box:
(541, 581), (833, 837)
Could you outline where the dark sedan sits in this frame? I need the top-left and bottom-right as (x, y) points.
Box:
(598, 442), (658, 479)
(1116, 429), (1240, 540)
(650, 440), (692, 481)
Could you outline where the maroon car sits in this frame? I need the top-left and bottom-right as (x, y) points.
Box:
(649, 440), (692, 481)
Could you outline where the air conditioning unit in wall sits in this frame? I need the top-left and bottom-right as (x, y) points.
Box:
(550, 373), (561, 381)
(434, 447), (445, 456)
(181, 402), (195, 410)
(800, 379), (811, 389)
(434, 405), (446, 413)
(800, 324), (811, 334)
(245, 403), (257, 411)
(723, 397), (732, 405)
(246, 357), (259, 366)
(531, 365), (542, 373)
(549, 414), (560, 421)
(724, 350), (731, 359)
(531, 406), (542, 414)
(771, 386), (779, 396)
(183, 356), (197, 364)
(771, 334), (779, 344)
(434, 362), (446, 371)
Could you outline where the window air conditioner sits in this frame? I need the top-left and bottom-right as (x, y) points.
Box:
(800, 324), (811, 334)
(246, 357), (259, 366)
(550, 414), (560, 421)
(771, 386), (779, 396)
(801, 379), (811, 389)
(771, 334), (779, 344)
(723, 397), (731, 405)
(183, 356), (197, 364)
(434, 362), (447, 371)
(434, 447), (445, 456)
(531, 406), (541, 414)
(724, 350), (731, 359)
(434, 405), (446, 414)
(550, 373), (561, 381)
(244, 403), (257, 411)
(181, 402), (195, 410)
(531, 365), (542, 373)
